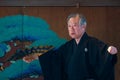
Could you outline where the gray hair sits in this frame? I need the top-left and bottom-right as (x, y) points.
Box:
(67, 13), (87, 26)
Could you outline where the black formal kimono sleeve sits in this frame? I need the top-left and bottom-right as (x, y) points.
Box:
(38, 45), (66, 80)
(89, 39), (117, 80)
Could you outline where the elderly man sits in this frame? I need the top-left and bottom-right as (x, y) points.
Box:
(23, 13), (117, 80)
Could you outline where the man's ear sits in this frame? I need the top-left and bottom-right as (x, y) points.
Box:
(82, 25), (86, 31)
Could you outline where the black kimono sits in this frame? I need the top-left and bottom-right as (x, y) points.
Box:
(39, 32), (117, 80)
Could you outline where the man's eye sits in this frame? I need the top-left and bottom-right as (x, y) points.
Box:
(68, 25), (71, 27)
(73, 24), (77, 27)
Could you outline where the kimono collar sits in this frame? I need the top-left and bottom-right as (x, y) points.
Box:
(75, 32), (89, 46)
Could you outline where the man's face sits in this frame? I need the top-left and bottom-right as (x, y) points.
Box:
(67, 17), (84, 39)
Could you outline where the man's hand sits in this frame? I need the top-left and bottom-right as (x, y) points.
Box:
(23, 54), (38, 63)
(107, 46), (118, 55)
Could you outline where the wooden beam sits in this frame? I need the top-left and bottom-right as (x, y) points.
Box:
(0, 0), (119, 6)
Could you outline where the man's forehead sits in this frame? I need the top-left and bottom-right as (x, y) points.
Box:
(68, 17), (80, 25)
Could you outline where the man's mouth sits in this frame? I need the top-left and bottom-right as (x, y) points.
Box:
(71, 33), (75, 35)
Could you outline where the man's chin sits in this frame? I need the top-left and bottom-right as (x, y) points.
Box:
(70, 36), (76, 39)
